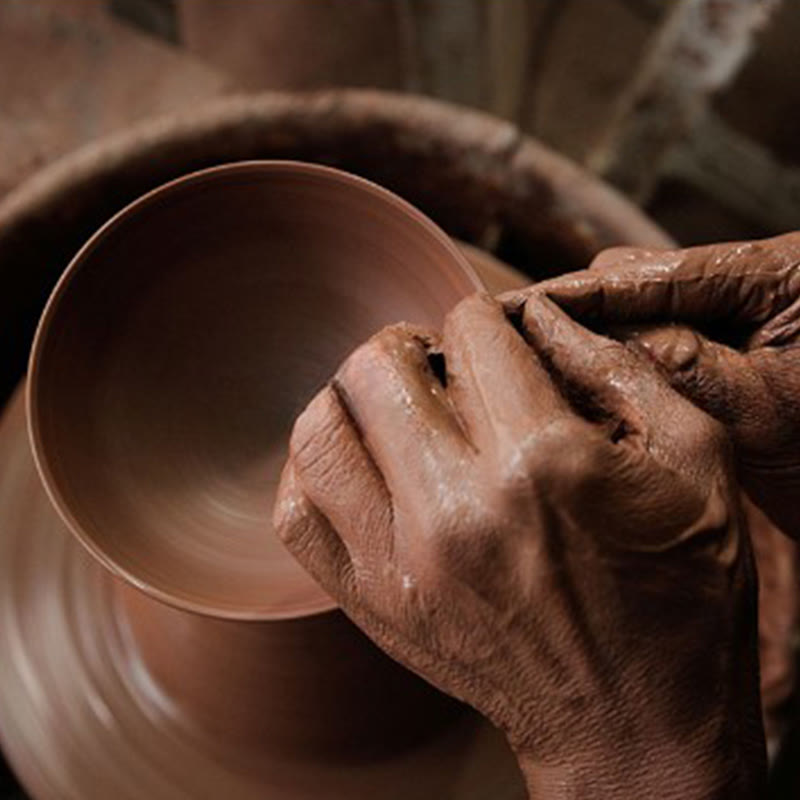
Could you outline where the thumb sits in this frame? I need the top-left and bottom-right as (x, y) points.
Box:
(631, 325), (800, 542)
(539, 233), (800, 332)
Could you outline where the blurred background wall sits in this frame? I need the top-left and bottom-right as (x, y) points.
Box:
(2, 0), (800, 246)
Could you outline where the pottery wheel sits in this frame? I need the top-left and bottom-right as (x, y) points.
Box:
(0, 249), (530, 800)
(0, 384), (527, 800)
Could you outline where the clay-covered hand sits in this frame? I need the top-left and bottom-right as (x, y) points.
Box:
(522, 232), (800, 541)
(274, 293), (764, 799)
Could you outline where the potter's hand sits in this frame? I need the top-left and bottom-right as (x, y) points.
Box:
(274, 294), (764, 799)
(523, 232), (800, 542)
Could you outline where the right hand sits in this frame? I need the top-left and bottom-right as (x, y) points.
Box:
(510, 233), (800, 541)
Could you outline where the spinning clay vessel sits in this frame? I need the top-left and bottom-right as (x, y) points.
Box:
(12, 161), (527, 799)
(28, 160), (480, 618)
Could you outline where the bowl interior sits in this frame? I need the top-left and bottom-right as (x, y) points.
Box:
(29, 162), (479, 618)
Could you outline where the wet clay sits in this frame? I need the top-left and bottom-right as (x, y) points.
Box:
(27, 161), (481, 619)
(276, 290), (767, 798)
(0, 236), (535, 799)
(0, 385), (526, 800)
(484, 243), (796, 745)
(528, 232), (800, 545)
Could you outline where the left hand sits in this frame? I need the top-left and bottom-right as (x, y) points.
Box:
(505, 233), (800, 541)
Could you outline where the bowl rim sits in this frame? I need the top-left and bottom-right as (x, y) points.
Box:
(26, 159), (483, 621)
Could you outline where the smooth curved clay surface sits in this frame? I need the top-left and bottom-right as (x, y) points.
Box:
(0, 385), (525, 800)
(28, 162), (480, 618)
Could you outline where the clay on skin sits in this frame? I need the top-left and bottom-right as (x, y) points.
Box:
(275, 291), (766, 799)
(514, 232), (800, 543)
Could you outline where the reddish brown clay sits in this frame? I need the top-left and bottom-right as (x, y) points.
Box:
(0, 385), (525, 799)
(464, 245), (798, 743)
(27, 161), (481, 619)
(2, 201), (533, 798)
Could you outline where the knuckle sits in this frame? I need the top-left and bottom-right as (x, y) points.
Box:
(496, 418), (598, 495)
(338, 323), (435, 388)
(273, 470), (317, 550)
(290, 387), (349, 485)
(426, 507), (501, 580)
(339, 335), (389, 382)
(634, 326), (703, 377)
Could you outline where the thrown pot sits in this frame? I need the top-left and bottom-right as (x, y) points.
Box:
(28, 160), (484, 618)
(12, 161), (527, 799)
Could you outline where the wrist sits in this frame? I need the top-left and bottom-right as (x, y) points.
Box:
(511, 713), (766, 800)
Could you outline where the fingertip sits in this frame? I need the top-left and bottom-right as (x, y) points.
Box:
(496, 287), (531, 316)
(538, 272), (605, 318)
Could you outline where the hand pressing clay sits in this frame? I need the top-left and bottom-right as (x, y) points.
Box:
(520, 233), (800, 543)
(275, 293), (765, 799)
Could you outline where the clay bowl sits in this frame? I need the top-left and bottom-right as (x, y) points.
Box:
(21, 160), (530, 797)
(1, 383), (524, 799)
(28, 160), (480, 619)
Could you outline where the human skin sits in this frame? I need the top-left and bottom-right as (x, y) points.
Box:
(514, 232), (800, 544)
(274, 292), (765, 799)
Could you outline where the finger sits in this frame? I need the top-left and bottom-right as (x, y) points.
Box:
(496, 284), (533, 319)
(273, 459), (354, 599)
(442, 293), (570, 452)
(521, 292), (721, 476)
(558, 436), (725, 555)
(288, 384), (394, 577)
(629, 325), (782, 455)
(537, 233), (800, 329)
(334, 323), (472, 511)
